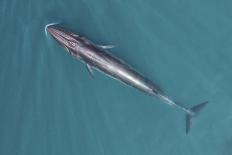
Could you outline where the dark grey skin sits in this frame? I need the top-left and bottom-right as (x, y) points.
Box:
(46, 24), (208, 133)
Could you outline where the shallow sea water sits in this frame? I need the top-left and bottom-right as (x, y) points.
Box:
(0, 0), (232, 155)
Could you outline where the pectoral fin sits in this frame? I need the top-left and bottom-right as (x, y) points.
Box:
(86, 64), (94, 78)
(71, 33), (79, 38)
(64, 46), (69, 52)
(98, 45), (115, 49)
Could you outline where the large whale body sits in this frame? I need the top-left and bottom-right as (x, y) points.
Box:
(46, 24), (207, 134)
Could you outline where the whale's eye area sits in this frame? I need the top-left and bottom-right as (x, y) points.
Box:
(68, 40), (76, 47)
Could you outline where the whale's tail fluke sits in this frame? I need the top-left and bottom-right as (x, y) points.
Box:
(186, 101), (208, 134)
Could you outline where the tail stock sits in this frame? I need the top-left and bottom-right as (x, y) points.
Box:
(186, 101), (208, 134)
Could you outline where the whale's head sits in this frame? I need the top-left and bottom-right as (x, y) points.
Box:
(46, 25), (85, 56)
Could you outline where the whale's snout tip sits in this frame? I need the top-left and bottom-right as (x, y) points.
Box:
(45, 22), (60, 36)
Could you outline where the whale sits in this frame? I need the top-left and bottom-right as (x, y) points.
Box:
(46, 24), (208, 133)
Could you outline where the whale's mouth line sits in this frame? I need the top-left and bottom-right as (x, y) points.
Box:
(44, 22), (60, 36)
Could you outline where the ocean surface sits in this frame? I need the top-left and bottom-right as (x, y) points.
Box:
(0, 0), (232, 155)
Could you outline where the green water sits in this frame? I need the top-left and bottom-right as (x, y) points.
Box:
(1, 0), (232, 154)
